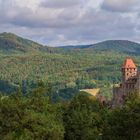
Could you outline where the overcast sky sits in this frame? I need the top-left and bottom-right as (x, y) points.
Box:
(0, 0), (140, 46)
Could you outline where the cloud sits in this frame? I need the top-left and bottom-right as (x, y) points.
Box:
(0, 0), (139, 46)
(0, 0), (86, 28)
(101, 0), (140, 13)
(40, 0), (82, 8)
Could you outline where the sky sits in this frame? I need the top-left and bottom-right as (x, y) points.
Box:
(0, 0), (140, 46)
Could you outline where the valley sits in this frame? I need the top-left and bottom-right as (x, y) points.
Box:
(1, 33), (140, 100)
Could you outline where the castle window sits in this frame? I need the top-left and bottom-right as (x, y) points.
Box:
(133, 79), (136, 82)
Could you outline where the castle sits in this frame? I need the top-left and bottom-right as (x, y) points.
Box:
(113, 58), (140, 106)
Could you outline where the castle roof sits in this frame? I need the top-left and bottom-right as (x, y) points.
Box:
(122, 58), (137, 68)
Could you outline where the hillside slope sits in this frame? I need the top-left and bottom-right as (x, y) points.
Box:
(0, 32), (55, 53)
(1, 32), (140, 55)
(1, 32), (140, 99)
(90, 40), (140, 54)
(60, 40), (140, 55)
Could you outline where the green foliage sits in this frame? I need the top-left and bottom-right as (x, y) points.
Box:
(1, 33), (140, 100)
(88, 40), (140, 55)
(0, 32), (53, 54)
(61, 40), (140, 55)
(0, 52), (124, 99)
(103, 92), (140, 140)
(0, 86), (64, 140)
(1, 33), (140, 139)
(1, 87), (140, 140)
(63, 93), (105, 140)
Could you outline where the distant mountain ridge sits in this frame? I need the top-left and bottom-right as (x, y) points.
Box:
(1, 32), (140, 97)
(89, 40), (140, 54)
(0, 32), (54, 54)
(60, 40), (140, 54)
(0, 32), (140, 55)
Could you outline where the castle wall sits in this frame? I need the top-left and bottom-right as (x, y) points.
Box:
(136, 74), (140, 95)
(112, 58), (139, 106)
(112, 87), (124, 106)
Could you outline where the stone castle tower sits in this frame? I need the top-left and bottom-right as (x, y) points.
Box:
(113, 58), (140, 106)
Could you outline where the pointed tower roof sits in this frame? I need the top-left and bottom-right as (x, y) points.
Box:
(122, 58), (137, 68)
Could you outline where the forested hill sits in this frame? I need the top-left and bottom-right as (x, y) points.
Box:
(61, 40), (140, 55)
(1, 32), (140, 55)
(1, 32), (140, 100)
(0, 32), (57, 54)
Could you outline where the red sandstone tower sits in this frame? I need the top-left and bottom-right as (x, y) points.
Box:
(122, 58), (137, 82)
(121, 58), (137, 94)
(113, 58), (139, 106)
